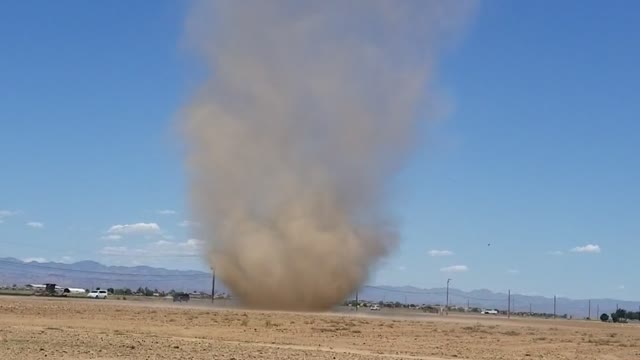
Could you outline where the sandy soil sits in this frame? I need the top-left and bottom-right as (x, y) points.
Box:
(1, 296), (639, 359)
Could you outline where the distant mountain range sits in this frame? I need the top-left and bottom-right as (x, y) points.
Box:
(0, 257), (636, 317)
(0, 257), (220, 294)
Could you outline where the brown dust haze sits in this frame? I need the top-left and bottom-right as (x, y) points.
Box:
(181, 0), (474, 310)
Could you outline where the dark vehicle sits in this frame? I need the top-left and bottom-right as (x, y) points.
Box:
(172, 293), (190, 302)
(35, 283), (67, 297)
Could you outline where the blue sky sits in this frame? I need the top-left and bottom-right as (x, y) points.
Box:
(1, 1), (638, 300)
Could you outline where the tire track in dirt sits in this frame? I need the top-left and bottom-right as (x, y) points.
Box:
(221, 339), (468, 360)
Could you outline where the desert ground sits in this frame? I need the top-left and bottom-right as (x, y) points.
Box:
(1, 296), (639, 359)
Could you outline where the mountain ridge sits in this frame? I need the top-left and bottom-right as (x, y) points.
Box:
(0, 257), (636, 316)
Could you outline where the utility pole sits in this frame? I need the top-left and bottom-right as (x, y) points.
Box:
(446, 278), (451, 309)
(508, 290), (511, 319)
(467, 299), (470, 312)
(588, 300), (591, 320)
(355, 290), (359, 312)
(211, 267), (216, 304)
(597, 304), (599, 319)
(553, 295), (557, 319)
(529, 303), (532, 315)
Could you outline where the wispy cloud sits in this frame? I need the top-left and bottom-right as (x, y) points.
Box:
(157, 209), (177, 215)
(548, 250), (564, 256)
(440, 265), (468, 273)
(618, 285), (625, 290)
(26, 221), (44, 228)
(100, 239), (204, 257)
(507, 269), (520, 274)
(101, 234), (123, 241)
(428, 249), (454, 257)
(0, 210), (19, 223)
(100, 246), (147, 256)
(154, 238), (204, 256)
(22, 257), (47, 263)
(570, 244), (601, 254)
(178, 220), (200, 227)
(107, 223), (161, 235)
(397, 265), (407, 271)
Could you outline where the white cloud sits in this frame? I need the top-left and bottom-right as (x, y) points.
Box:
(101, 234), (123, 241)
(26, 221), (44, 228)
(157, 210), (177, 215)
(507, 269), (519, 274)
(178, 220), (200, 227)
(155, 238), (204, 255)
(440, 265), (468, 273)
(0, 210), (18, 223)
(100, 246), (149, 256)
(183, 238), (204, 248)
(22, 257), (47, 263)
(60, 256), (73, 263)
(570, 244), (601, 254)
(548, 250), (564, 256)
(107, 222), (161, 235)
(397, 265), (407, 271)
(100, 238), (205, 257)
(618, 285), (625, 290)
(428, 249), (454, 257)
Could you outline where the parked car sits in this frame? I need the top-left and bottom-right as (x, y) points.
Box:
(370, 305), (381, 311)
(481, 309), (498, 315)
(87, 289), (108, 299)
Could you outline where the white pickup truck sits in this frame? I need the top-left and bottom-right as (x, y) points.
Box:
(87, 289), (108, 299)
(481, 309), (498, 315)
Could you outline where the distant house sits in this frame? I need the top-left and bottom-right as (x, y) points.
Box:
(189, 291), (208, 299)
(27, 284), (46, 289)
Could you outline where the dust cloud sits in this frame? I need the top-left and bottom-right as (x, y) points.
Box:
(181, 0), (474, 310)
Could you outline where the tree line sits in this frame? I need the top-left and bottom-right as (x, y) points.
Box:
(105, 287), (187, 297)
(600, 308), (639, 323)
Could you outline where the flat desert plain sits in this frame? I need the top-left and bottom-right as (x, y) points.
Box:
(1, 296), (639, 359)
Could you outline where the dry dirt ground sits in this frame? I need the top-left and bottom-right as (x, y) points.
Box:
(1, 296), (639, 360)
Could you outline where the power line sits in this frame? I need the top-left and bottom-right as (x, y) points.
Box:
(362, 285), (445, 295)
(360, 285), (504, 302)
(450, 293), (503, 302)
